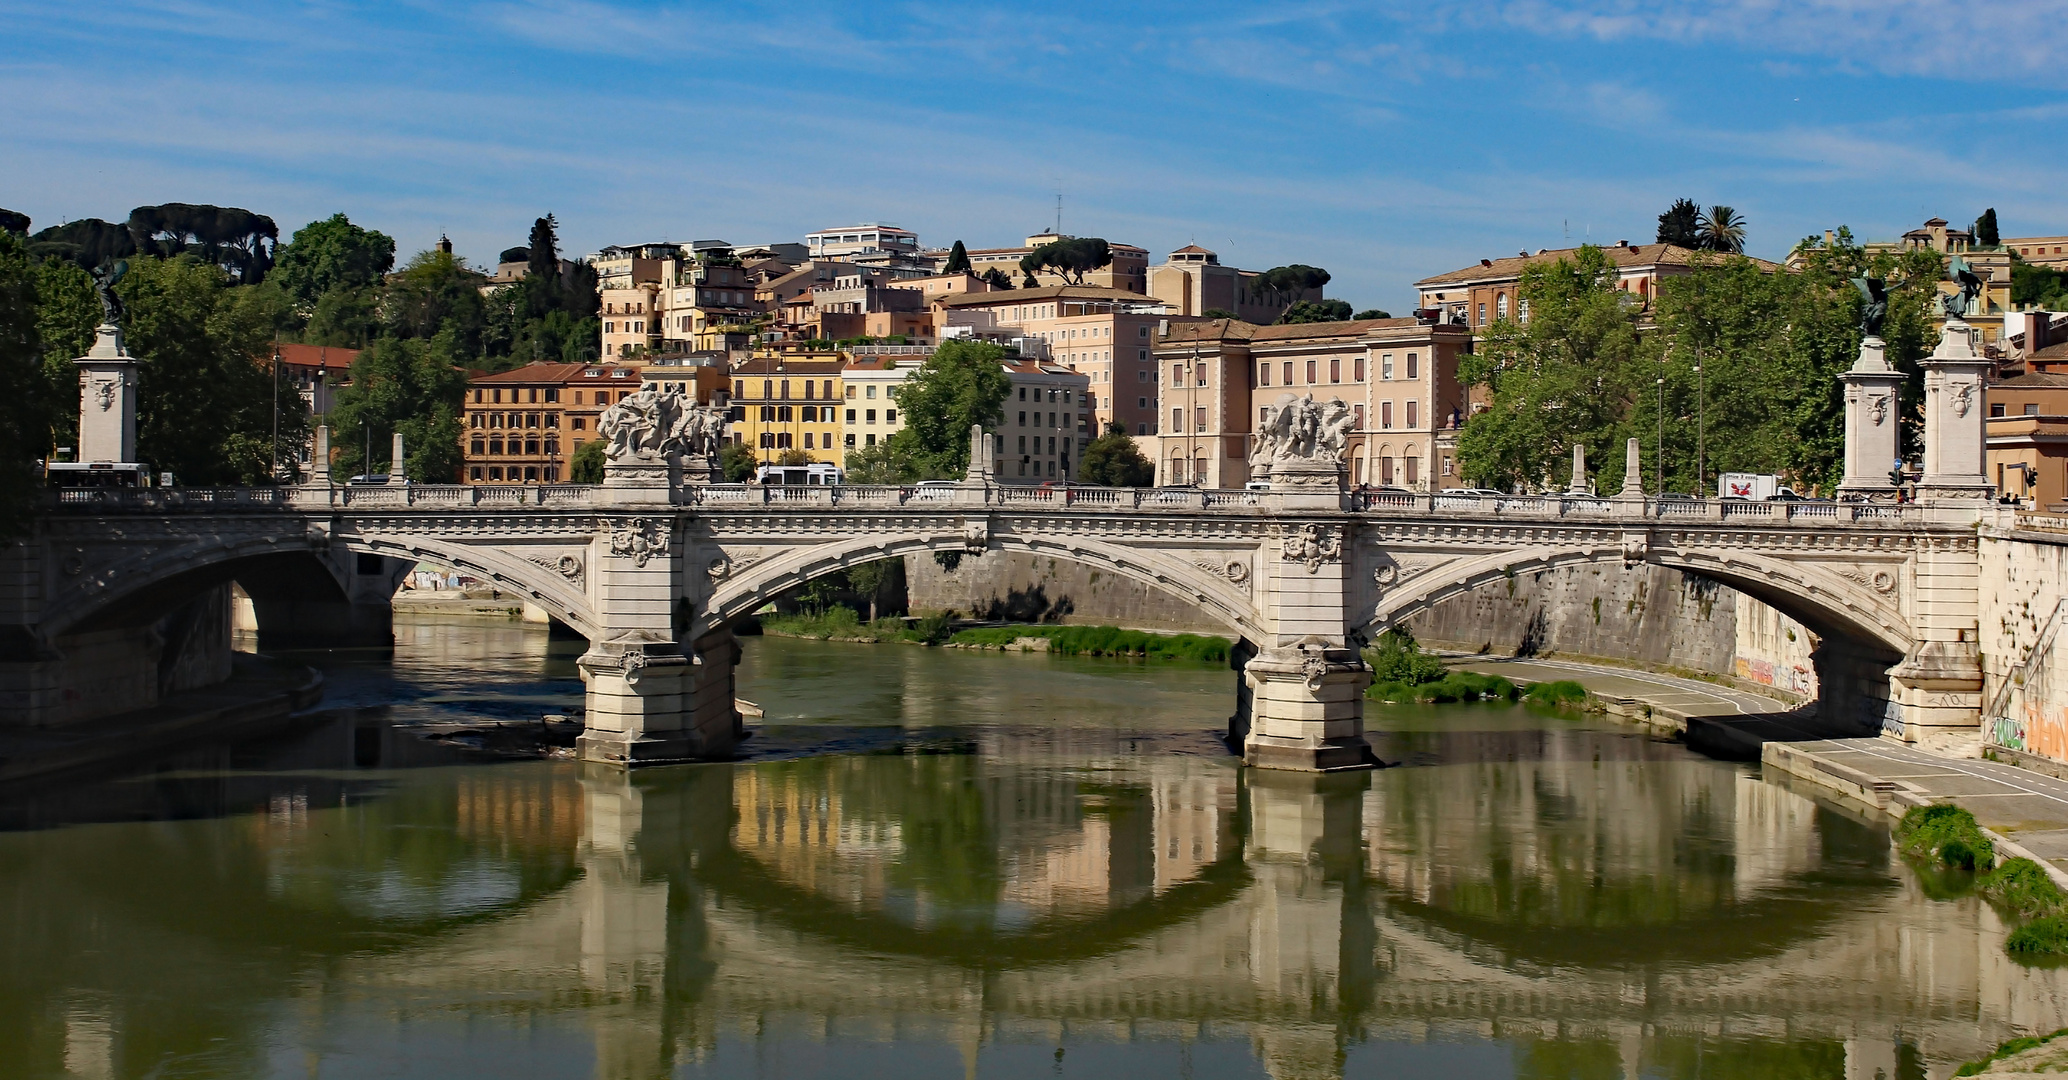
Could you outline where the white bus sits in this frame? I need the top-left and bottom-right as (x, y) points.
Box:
(755, 462), (843, 486)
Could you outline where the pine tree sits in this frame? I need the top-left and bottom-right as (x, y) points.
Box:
(943, 240), (971, 274)
(1976, 208), (2000, 247)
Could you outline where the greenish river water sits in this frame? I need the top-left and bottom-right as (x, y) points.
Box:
(3, 616), (2066, 1079)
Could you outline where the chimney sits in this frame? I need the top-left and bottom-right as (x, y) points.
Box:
(1616, 239), (1630, 248)
(1480, 258), (1493, 268)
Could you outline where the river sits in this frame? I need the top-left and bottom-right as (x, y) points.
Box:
(1, 614), (2064, 1079)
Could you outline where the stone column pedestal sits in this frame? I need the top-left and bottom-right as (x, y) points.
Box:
(1837, 336), (1904, 500)
(73, 324), (138, 464)
(577, 637), (698, 765)
(1918, 320), (1994, 501)
(1241, 639), (1376, 771)
(1888, 640), (1984, 743)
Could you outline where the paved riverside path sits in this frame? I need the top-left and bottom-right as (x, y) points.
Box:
(1766, 738), (2068, 883)
(1447, 656), (1791, 717)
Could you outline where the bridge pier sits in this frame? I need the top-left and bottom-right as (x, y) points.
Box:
(1242, 520), (1377, 771)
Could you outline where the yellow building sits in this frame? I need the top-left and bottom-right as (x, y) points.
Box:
(728, 355), (845, 465)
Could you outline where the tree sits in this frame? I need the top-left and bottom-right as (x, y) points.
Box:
(1078, 427), (1154, 486)
(943, 240), (971, 275)
(1020, 271), (1040, 289)
(846, 559), (901, 621)
(1656, 198), (1704, 248)
(118, 255), (306, 484)
(774, 447), (811, 466)
(884, 339), (1011, 478)
(322, 331), (469, 482)
(1976, 208), (2001, 247)
(35, 257), (98, 454)
(844, 438), (911, 483)
(1276, 299), (1353, 324)
(1020, 237), (1112, 285)
(720, 440), (756, 482)
(569, 438), (605, 483)
(1700, 206), (1746, 254)
(383, 248), (487, 352)
(1354, 308), (1392, 320)
(27, 219), (135, 269)
(305, 283), (382, 348)
(1456, 246), (1644, 492)
(1201, 308), (1239, 320)
(0, 230), (57, 530)
(0, 209), (26, 236)
(127, 203), (279, 283)
(272, 213), (396, 310)
(1249, 265), (1331, 311)
(979, 267), (1014, 290)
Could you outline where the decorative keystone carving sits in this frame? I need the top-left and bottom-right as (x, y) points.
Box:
(1836, 565), (1900, 595)
(1953, 382), (1974, 418)
(1192, 557), (1251, 591)
(1868, 393), (1889, 426)
(1300, 653), (1330, 691)
(607, 517), (669, 567)
(1281, 524), (1341, 574)
(94, 380), (116, 411)
(528, 553), (584, 586)
(1621, 530), (1650, 567)
(962, 517), (989, 554)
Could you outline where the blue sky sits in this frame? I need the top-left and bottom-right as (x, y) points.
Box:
(5, 0), (2065, 313)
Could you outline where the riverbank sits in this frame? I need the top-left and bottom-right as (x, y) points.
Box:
(757, 610), (1231, 662)
(0, 653), (323, 784)
(1765, 738), (2068, 891)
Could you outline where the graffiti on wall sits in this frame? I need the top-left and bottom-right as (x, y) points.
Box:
(1734, 656), (1816, 697)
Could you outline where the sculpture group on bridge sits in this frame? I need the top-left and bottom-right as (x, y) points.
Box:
(1251, 394), (1355, 468)
(598, 388), (730, 464)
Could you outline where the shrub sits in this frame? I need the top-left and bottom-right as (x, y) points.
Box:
(2007, 915), (2068, 957)
(1982, 857), (2068, 919)
(1897, 804), (1996, 869)
(1364, 629), (1446, 686)
(1525, 680), (1589, 706)
(945, 624), (1229, 663)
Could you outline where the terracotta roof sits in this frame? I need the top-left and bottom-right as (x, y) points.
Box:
(1168, 244), (1215, 255)
(731, 357), (845, 376)
(273, 342), (360, 369)
(1991, 372), (2068, 388)
(1413, 244), (1786, 288)
(1158, 316), (1428, 345)
(2030, 342), (2068, 360)
(470, 362), (641, 384)
(939, 284), (1160, 308)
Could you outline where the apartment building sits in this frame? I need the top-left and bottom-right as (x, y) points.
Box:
(965, 232), (1150, 294)
(594, 244), (766, 357)
(841, 352), (1091, 481)
(1152, 317), (1475, 489)
(803, 223), (934, 276)
(1415, 241), (1786, 332)
(728, 355), (846, 465)
(462, 362), (643, 483)
(2008, 236), (2068, 271)
(1147, 245), (1321, 324)
(937, 285), (1170, 436)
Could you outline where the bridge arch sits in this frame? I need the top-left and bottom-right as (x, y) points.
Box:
(48, 528), (600, 643)
(1360, 543), (1912, 658)
(700, 530), (1263, 641)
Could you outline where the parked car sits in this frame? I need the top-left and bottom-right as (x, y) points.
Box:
(1438, 487), (1505, 497)
(908, 480), (959, 502)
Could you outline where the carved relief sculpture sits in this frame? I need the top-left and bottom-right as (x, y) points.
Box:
(1251, 394), (1355, 467)
(607, 517), (668, 567)
(597, 389), (731, 464)
(1282, 524), (1342, 574)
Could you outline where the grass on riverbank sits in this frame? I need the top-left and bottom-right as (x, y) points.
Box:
(1368, 671), (1519, 704)
(1898, 804), (2068, 959)
(758, 608), (951, 644)
(1957, 1028), (2068, 1076)
(948, 624), (1230, 663)
(1523, 679), (1589, 706)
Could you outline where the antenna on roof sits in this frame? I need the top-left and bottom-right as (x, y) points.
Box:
(1055, 184), (1063, 235)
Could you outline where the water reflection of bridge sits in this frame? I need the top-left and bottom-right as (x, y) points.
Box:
(299, 737), (2068, 1080)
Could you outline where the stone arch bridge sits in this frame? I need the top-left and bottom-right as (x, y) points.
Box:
(5, 478), (1986, 770)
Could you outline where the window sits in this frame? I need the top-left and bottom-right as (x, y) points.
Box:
(1260, 407), (1270, 423)
(1172, 364), (1183, 386)
(489, 466), (503, 480)
(823, 380), (834, 398)
(492, 388), (504, 404)
(1382, 354), (1393, 380)
(846, 408), (856, 423)
(1407, 400), (1418, 427)
(1137, 369), (1149, 383)
(572, 418), (585, 430)
(866, 409), (877, 424)
(1330, 358), (1341, 382)
(2028, 403), (2042, 416)
(1138, 396), (1148, 408)
(1405, 456), (1418, 485)
(1137, 423), (1148, 435)
(805, 432), (815, 449)
(1306, 360), (1317, 383)
(805, 381), (815, 400)
(866, 433), (876, 446)
(470, 466), (483, 481)
(1496, 294), (1509, 320)
(1381, 402), (1393, 429)
(1019, 387), (1027, 400)
(1139, 325), (1150, 338)
(1259, 362), (1271, 386)
(470, 413), (483, 428)
(543, 387), (561, 403)
(1018, 435), (1027, 452)
(527, 413), (540, 429)
(1283, 362), (1292, 384)
(528, 388), (539, 403)
(845, 434), (856, 447)
(762, 380), (772, 399)
(1195, 406), (1207, 431)
(1353, 404), (1365, 428)
(760, 406), (775, 421)
(886, 410), (896, 423)
(801, 406), (817, 422)
(544, 439), (558, 455)
(1407, 353), (1419, 379)
(777, 406), (793, 422)
(473, 389), (483, 403)
(525, 439), (539, 455)
(1354, 357), (1365, 381)
(471, 439), (485, 454)
(1048, 437), (1057, 455)
(846, 385), (856, 399)
(1173, 407), (1184, 432)
(1992, 403), (2008, 417)
(1018, 411), (1026, 426)
(575, 391), (586, 405)
(545, 413), (558, 428)
(1477, 303), (1486, 324)
(489, 439), (503, 454)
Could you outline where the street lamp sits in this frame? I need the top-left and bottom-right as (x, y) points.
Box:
(1656, 374), (1665, 494)
(1693, 359), (1705, 496)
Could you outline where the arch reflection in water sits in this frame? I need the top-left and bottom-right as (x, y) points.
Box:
(10, 714), (2068, 1078)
